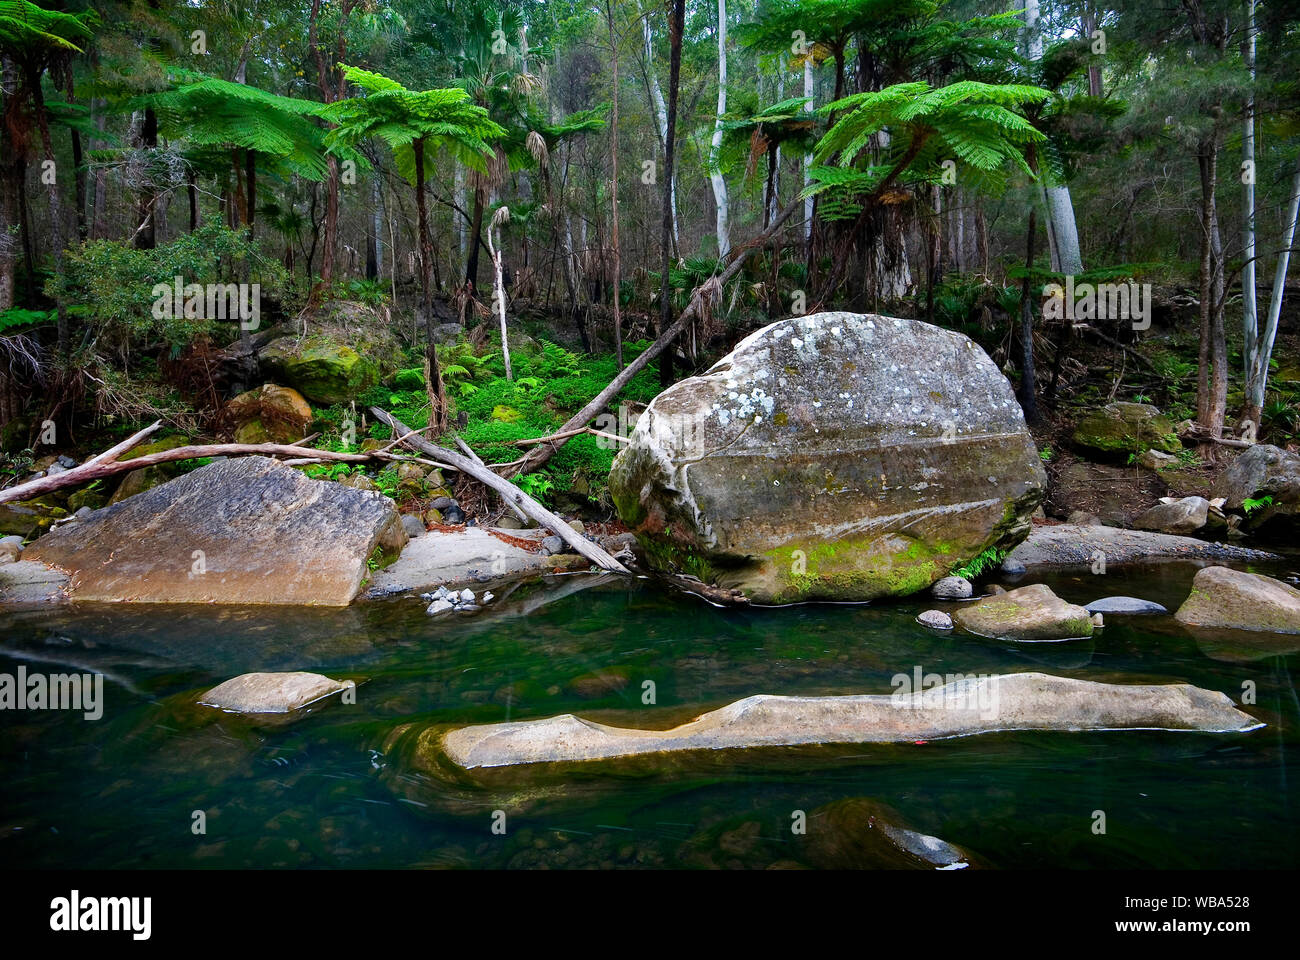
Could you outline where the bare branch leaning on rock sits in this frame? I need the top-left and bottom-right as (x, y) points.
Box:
(0, 422), (456, 506)
(505, 198), (803, 478)
(370, 407), (630, 574)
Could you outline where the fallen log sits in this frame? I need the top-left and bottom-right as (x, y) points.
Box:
(0, 439), (377, 506)
(508, 197), (803, 477)
(452, 434), (527, 523)
(0, 424), (451, 506)
(370, 407), (630, 574)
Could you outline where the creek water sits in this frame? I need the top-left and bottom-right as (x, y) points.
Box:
(1, 562), (1296, 869)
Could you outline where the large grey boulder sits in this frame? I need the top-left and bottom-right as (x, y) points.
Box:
(1213, 444), (1300, 537)
(199, 671), (354, 713)
(24, 457), (406, 605)
(1174, 566), (1300, 634)
(1133, 496), (1209, 535)
(441, 672), (1260, 768)
(953, 583), (1093, 641)
(608, 313), (1046, 603)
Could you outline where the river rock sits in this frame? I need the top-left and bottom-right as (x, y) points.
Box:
(199, 672), (353, 713)
(261, 335), (379, 405)
(931, 576), (973, 599)
(1133, 496), (1209, 535)
(0, 498), (67, 538)
(400, 514), (426, 538)
(917, 609), (953, 630)
(225, 383), (314, 444)
(23, 456), (406, 605)
(1072, 402), (1181, 458)
(802, 798), (973, 870)
(608, 313), (1046, 603)
(1174, 566), (1300, 634)
(0, 535), (21, 564)
(1139, 449), (1179, 470)
(441, 672), (1260, 768)
(1085, 596), (1168, 615)
(1006, 523), (1278, 567)
(952, 583), (1092, 641)
(1212, 444), (1300, 536)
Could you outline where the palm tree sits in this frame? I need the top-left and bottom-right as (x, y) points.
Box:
(806, 78), (1051, 299)
(144, 70), (352, 236)
(324, 64), (503, 433)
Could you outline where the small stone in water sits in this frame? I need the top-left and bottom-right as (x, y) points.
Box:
(459, 588), (475, 603)
(482, 591), (494, 604)
(426, 598), (455, 616)
(917, 610), (953, 630)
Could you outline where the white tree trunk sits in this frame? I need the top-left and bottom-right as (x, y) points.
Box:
(1247, 152), (1300, 413)
(803, 59), (814, 247)
(1024, 0), (1083, 276)
(708, 0), (730, 257)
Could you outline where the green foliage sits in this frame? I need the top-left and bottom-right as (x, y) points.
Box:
(58, 224), (293, 351)
(806, 79), (1051, 219)
(951, 545), (1007, 581)
(323, 64), (505, 182)
(1242, 495), (1274, 516)
(0, 308), (53, 334)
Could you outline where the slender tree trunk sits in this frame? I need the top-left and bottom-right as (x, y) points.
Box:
(465, 188), (485, 295)
(607, 1), (625, 369)
(644, 14), (679, 252)
(803, 57), (815, 257)
(1196, 134), (1227, 443)
(1024, 0), (1083, 275)
(659, 0), (686, 388)
(1019, 208), (1040, 423)
(708, 0), (731, 258)
(1242, 0), (1258, 399)
(1245, 151), (1300, 425)
(30, 70), (67, 350)
(134, 107), (158, 249)
(414, 138), (447, 434)
(245, 149), (256, 237)
(66, 73), (86, 243)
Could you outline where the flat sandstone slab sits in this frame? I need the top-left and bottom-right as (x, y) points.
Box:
(443, 672), (1260, 769)
(362, 527), (589, 598)
(24, 457), (405, 605)
(1007, 523), (1279, 566)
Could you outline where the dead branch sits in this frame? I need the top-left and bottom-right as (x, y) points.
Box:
(371, 407), (630, 574)
(507, 197), (803, 477)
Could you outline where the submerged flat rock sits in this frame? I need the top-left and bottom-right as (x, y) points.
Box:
(199, 671), (353, 714)
(24, 457), (406, 605)
(443, 672), (1261, 769)
(362, 527), (590, 598)
(1006, 523), (1278, 566)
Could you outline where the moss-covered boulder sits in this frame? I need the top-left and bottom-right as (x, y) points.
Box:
(261, 336), (379, 405)
(953, 583), (1094, 641)
(225, 384), (313, 444)
(109, 465), (169, 505)
(1174, 566), (1300, 634)
(607, 312), (1047, 603)
(1073, 402), (1181, 458)
(0, 498), (67, 538)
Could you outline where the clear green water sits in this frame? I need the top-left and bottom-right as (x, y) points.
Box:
(1, 563), (1296, 869)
